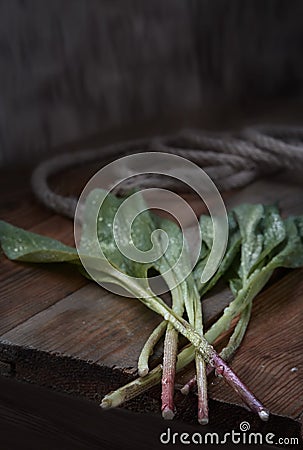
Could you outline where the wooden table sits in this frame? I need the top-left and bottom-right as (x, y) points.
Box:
(0, 164), (303, 447)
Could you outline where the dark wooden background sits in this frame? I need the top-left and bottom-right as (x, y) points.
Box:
(1, 0), (303, 166)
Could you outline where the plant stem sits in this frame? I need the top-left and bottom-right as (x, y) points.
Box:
(181, 302), (252, 394)
(161, 286), (185, 420)
(138, 321), (167, 377)
(195, 353), (208, 424)
(205, 270), (272, 344)
(161, 324), (178, 419)
(102, 285), (268, 421)
(147, 300), (243, 415)
(101, 345), (195, 409)
(180, 375), (196, 395)
(170, 306), (267, 419)
(191, 282), (208, 424)
(101, 365), (164, 409)
(220, 302), (252, 361)
(212, 353), (268, 419)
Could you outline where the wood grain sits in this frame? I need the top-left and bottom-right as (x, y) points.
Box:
(1, 166), (303, 440)
(2, 375), (299, 450)
(0, 261), (86, 336)
(0, 282), (235, 371)
(1, 284), (160, 369)
(208, 269), (303, 419)
(0, 170), (87, 333)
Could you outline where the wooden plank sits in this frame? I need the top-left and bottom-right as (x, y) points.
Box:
(0, 213), (87, 335)
(203, 174), (303, 422)
(208, 269), (303, 419)
(0, 261), (86, 336)
(1, 375), (300, 450)
(0, 283), (235, 370)
(226, 171), (303, 215)
(0, 169), (87, 333)
(1, 168), (303, 432)
(1, 284), (160, 369)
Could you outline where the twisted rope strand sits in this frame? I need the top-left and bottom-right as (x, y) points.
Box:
(31, 125), (303, 219)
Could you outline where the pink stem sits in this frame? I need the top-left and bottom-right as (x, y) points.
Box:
(161, 325), (178, 419)
(180, 375), (197, 395)
(181, 356), (268, 421)
(211, 353), (269, 420)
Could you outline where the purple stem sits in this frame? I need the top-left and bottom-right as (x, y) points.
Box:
(181, 356), (268, 421)
(211, 353), (269, 420)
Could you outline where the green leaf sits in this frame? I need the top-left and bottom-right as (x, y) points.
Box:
(152, 213), (197, 322)
(232, 204), (287, 282)
(0, 220), (79, 263)
(229, 277), (242, 297)
(80, 190), (152, 277)
(262, 205), (286, 254)
(78, 189), (154, 299)
(267, 216), (303, 270)
(206, 205), (303, 345)
(79, 189), (195, 310)
(199, 214), (213, 251)
(248, 205), (286, 274)
(194, 212), (241, 295)
(152, 214), (189, 285)
(232, 204), (264, 281)
(80, 188), (194, 284)
(202, 231), (241, 296)
(295, 216), (303, 240)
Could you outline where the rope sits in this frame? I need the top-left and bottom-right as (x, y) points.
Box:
(31, 125), (303, 219)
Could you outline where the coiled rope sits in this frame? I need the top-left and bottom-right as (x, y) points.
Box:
(31, 125), (303, 219)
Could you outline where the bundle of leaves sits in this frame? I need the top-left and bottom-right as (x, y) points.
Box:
(1, 189), (302, 424)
